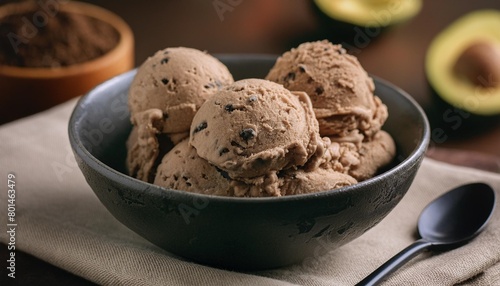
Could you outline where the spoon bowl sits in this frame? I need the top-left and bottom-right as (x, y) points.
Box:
(419, 182), (496, 247)
(357, 182), (496, 286)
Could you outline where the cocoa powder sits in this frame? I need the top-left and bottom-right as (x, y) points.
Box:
(0, 1), (120, 68)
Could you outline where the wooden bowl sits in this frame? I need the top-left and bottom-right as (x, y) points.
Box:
(0, 1), (134, 124)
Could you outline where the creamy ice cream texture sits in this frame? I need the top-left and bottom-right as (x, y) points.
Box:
(154, 139), (232, 196)
(126, 47), (234, 182)
(154, 139), (355, 197)
(127, 42), (396, 196)
(265, 40), (388, 141)
(128, 47), (234, 135)
(266, 40), (395, 183)
(189, 78), (323, 180)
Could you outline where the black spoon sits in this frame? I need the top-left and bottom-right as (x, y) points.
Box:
(357, 182), (496, 286)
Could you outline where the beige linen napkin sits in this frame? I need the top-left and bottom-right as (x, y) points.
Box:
(1, 99), (500, 286)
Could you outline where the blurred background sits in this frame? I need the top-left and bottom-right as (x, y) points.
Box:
(1, 0), (499, 155)
(1, 0), (500, 284)
(85, 0), (500, 158)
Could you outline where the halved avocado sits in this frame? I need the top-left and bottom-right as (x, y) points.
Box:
(426, 10), (500, 135)
(312, 0), (422, 46)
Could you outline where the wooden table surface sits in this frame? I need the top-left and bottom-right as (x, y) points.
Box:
(2, 0), (500, 284)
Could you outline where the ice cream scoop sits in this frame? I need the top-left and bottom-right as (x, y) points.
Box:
(128, 47), (234, 136)
(154, 139), (232, 196)
(126, 112), (161, 182)
(189, 78), (323, 180)
(155, 139), (354, 197)
(266, 40), (387, 141)
(348, 130), (396, 181)
(280, 167), (357, 196)
(126, 47), (233, 182)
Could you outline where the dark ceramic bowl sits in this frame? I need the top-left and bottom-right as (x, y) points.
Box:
(69, 55), (430, 270)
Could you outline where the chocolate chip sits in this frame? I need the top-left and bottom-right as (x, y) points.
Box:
(215, 167), (231, 180)
(248, 95), (258, 102)
(161, 78), (169, 85)
(204, 82), (216, 89)
(204, 80), (223, 90)
(161, 58), (169, 64)
(253, 158), (270, 168)
(225, 104), (235, 112)
(193, 121), (207, 134)
(284, 72), (295, 82)
(182, 176), (192, 186)
(315, 86), (324, 95)
(215, 80), (223, 89)
(298, 65), (306, 73)
(163, 113), (169, 120)
(219, 148), (229, 156)
(277, 170), (287, 178)
(231, 140), (244, 149)
(240, 128), (256, 141)
(225, 104), (246, 112)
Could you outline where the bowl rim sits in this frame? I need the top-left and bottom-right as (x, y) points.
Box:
(0, 1), (134, 78)
(69, 60), (430, 204)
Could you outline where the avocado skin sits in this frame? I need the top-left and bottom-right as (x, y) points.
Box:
(424, 9), (500, 137)
(310, 1), (390, 47)
(426, 78), (500, 138)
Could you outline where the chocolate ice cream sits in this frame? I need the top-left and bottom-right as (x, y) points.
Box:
(154, 140), (355, 197)
(189, 78), (323, 180)
(126, 42), (396, 197)
(126, 116), (174, 183)
(154, 139), (232, 196)
(266, 40), (388, 142)
(318, 131), (396, 181)
(280, 168), (357, 196)
(348, 130), (396, 181)
(126, 47), (233, 182)
(266, 40), (396, 181)
(129, 46), (234, 140)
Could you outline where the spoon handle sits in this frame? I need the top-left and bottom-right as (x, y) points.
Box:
(356, 239), (432, 286)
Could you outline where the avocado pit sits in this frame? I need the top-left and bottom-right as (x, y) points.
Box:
(453, 41), (500, 88)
